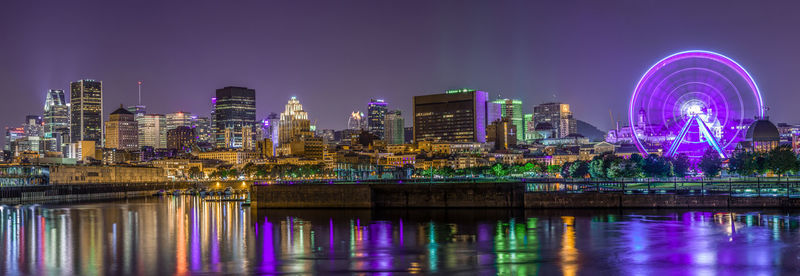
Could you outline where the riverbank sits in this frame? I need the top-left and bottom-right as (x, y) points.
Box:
(252, 182), (800, 209)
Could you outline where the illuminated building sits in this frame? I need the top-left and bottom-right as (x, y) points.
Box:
(214, 86), (256, 149)
(739, 117), (780, 152)
(487, 118), (517, 150)
(261, 113), (280, 155)
(384, 110), (404, 145)
(347, 111), (366, 130)
(69, 79), (103, 145)
(4, 127), (24, 152)
(533, 102), (576, 138)
(192, 116), (213, 145)
(44, 90), (70, 152)
(523, 113), (534, 141)
(491, 99), (524, 141)
(139, 114), (167, 148)
(104, 106), (139, 150)
(166, 111), (193, 131)
(198, 150), (259, 165)
(367, 99), (387, 139)
(167, 126), (196, 152)
(279, 97), (311, 146)
(413, 88), (489, 143)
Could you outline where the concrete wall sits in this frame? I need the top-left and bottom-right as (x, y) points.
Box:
(371, 183), (525, 208)
(524, 193), (800, 208)
(252, 184), (372, 208)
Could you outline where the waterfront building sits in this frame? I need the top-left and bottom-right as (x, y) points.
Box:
(104, 106), (139, 151)
(368, 99), (387, 139)
(67, 140), (97, 162)
(413, 88), (488, 143)
(214, 87), (256, 149)
(384, 110), (404, 145)
(533, 102), (576, 138)
(198, 150), (259, 165)
(279, 97), (312, 146)
(739, 117), (780, 153)
(491, 99), (524, 141)
(69, 79), (103, 145)
(167, 126), (196, 152)
(139, 114), (167, 148)
(166, 111), (193, 131)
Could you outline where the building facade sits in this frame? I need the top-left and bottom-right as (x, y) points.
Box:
(167, 126), (196, 151)
(491, 99), (524, 141)
(413, 89), (488, 143)
(104, 106), (139, 151)
(533, 102), (576, 138)
(384, 110), (404, 145)
(69, 79), (103, 144)
(279, 97), (311, 146)
(367, 99), (387, 139)
(214, 87), (256, 149)
(139, 114), (166, 149)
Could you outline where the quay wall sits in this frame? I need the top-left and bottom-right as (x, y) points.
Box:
(253, 183), (800, 209)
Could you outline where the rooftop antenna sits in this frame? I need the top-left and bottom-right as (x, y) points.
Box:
(137, 81), (142, 105)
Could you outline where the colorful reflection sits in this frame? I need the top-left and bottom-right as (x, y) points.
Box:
(2, 200), (800, 274)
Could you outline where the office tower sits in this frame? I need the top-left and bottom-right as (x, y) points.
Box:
(167, 126), (196, 152)
(347, 111), (365, 130)
(404, 127), (413, 143)
(23, 115), (43, 138)
(4, 127), (25, 152)
(43, 89), (69, 137)
(127, 105), (146, 118)
(192, 116), (213, 144)
(413, 88), (488, 143)
(491, 99), (524, 141)
(261, 113), (280, 156)
(533, 102), (576, 138)
(523, 113), (534, 141)
(105, 105), (139, 150)
(279, 96), (311, 145)
(70, 79), (103, 144)
(367, 99), (387, 139)
(166, 111), (193, 131)
(384, 110), (404, 145)
(487, 102), (503, 125)
(213, 86), (256, 148)
(139, 114), (166, 148)
(488, 118), (517, 150)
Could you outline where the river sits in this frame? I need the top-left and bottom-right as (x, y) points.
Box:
(1, 196), (799, 275)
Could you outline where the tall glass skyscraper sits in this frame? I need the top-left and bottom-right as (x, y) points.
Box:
(70, 79), (103, 144)
(44, 90), (69, 137)
(214, 86), (256, 149)
(384, 110), (404, 144)
(367, 99), (387, 139)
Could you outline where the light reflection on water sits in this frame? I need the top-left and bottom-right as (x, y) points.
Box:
(1, 197), (800, 274)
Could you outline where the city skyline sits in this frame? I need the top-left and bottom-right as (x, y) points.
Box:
(3, 0), (800, 143)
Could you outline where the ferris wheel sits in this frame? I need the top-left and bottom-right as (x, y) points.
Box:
(628, 50), (764, 159)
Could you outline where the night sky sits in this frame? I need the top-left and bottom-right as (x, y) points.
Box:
(2, 0), (800, 143)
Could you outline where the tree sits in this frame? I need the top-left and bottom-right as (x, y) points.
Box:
(490, 163), (508, 177)
(766, 145), (799, 178)
(698, 147), (722, 178)
(728, 151), (756, 177)
(188, 167), (202, 179)
(568, 160), (589, 178)
(561, 162), (572, 178)
(588, 158), (606, 178)
(671, 153), (691, 177)
(642, 154), (672, 178)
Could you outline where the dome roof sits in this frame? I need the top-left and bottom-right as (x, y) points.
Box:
(745, 118), (779, 142)
(535, 122), (554, 131)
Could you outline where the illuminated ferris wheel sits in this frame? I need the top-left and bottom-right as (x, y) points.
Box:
(629, 50), (764, 159)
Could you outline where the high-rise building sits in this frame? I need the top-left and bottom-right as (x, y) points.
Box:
(167, 126), (196, 152)
(279, 97), (311, 146)
(192, 116), (213, 145)
(4, 127), (25, 152)
(261, 113), (280, 156)
(523, 113), (534, 141)
(127, 105), (146, 118)
(70, 79), (103, 145)
(384, 110), (404, 145)
(413, 89), (488, 143)
(347, 111), (366, 130)
(166, 111), (193, 131)
(213, 87), (256, 149)
(491, 99), (524, 141)
(44, 89), (69, 138)
(367, 99), (387, 139)
(487, 118), (517, 150)
(105, 105), (139, 151)
(533, 102), (576, 138)
(139, 114), (166, 148)
(23, 115), (43, 138)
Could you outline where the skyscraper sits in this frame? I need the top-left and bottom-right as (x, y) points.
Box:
(139, 114), (166, 148)
(105, 105), (139, 150)
(347, 111), (365, 130)
(491, 99), (524, 141)
(214, 87), (256, 149)
(533, 102), (576, 138)
(192, 116), (213, 145)
(384, 110), (404, 145)
(70, 79), (103, 144)
(261, 113), (280, 156)
(367, 99), (387, 139)
(278, 96), (311, 146)
(43, 89), (69, 138)
(413, 89), (488, 143)
(167, 126), (196, 152)
(166, 111), (193, 131)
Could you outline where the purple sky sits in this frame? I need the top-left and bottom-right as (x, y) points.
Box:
(2, 0), (800, 143)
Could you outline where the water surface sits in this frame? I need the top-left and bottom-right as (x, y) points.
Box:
(1, 196), (799, 275)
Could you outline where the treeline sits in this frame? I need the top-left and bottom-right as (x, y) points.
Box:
(202, 163), (329, 179)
